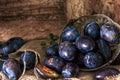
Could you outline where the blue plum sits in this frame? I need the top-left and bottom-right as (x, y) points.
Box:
(0, 37), (24, 55)
(84, 22), (100, 39)
(75, 36), (95, 53)
(59, 41), (77, 61)
(44, 56), (65, 73)
(20, 51), (36, 70)
(2, 58), (22, 80)
(61, 26), (80, 42)
(96, 39), (111, 63)
(100, 24), (119, 43)
(61, 62), (80, 78)
(83, 52), (103, 69)
(94, 68), (119, 80)
(46, 43), (58, 56)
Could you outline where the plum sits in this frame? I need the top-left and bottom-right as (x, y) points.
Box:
(83, 52), (103, 68)
(0, 37), (24, 55)
(59, 41), (77, 61)
(96, 39), (111, 63)
(61, 62), (80, 78)
(75, 36), (95, 53)
(94, 68), (119, 80)
(2, 58), (22, 80)
(61, 26), (80, 42)
(20, 51), (36, 70)
(44, 56), (65, 73)
(46, 43), (58, 56)
(84, 22), (100, 39)
(100, 24), (119, 43)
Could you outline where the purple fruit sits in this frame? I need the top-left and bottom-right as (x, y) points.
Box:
(59, 41), (77, 61)
(100, 24), (119, 43)
(46, 43), (58, 56)
(0, 37), (24, 55)
(75, 36), (95, 53)
(20, 51), (36, 70)
(84, 52), (103, 68)
(44, 56), (65, 72)
(62, 62), (80, 78)
(84, 22), (100, 39)
(96, 39), (111, 63)
(2, 58), (22, 80)
(94, 68), (119, 80)
(61, 26), (80, 42)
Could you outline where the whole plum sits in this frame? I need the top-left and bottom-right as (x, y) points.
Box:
(46, 43), (58, 56)
(0, 37), (24, 55)
(94, 68), (119, 80)
(59, 41), (77, 61)
(100, 24), (119, 43)
(96, 39), (111, 63)
(75, 36), (95, 53)
(44, 56), (65, 73)
(20, 51), (36, 70)
(2, 58), (22, 80)
(61, 62), (80, 78)
(84, 22), (100, 39)
(83, 52), (103, 69)
(61, 26), (80, 42)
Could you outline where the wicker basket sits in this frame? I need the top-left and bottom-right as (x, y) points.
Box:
(60, 14), (120, 71)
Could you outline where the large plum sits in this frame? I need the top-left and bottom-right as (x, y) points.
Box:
(75, 36), (95, 53)
(61, 62), (80, 78)
(20, 51), (36, 70)
(94, 68), (119, 80)
(44, 56), (65, 72)
(46, 43), (58, 56)
(2, 58), (22, 80)
(0, 37), (24, 55)
(61, 26), (80, 42)
(83, 52), (103, 68)
(59, 41), (77, 61)
(100, 24), (119, 43)
(84, 22), (100, 39)
(96, 39), (111, 63)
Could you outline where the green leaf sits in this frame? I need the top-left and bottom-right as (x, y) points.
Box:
(49, 33), (59, 41)
(40, 41), (47, 47)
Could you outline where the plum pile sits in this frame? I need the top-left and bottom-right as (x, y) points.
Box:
(0, 21), (119, 80)
(43, 21), (119, 78)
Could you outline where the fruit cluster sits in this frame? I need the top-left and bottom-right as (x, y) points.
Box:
(0, 37), (37, 80)
(0, 20), (120, 80)
(42, 21), (120, 79)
